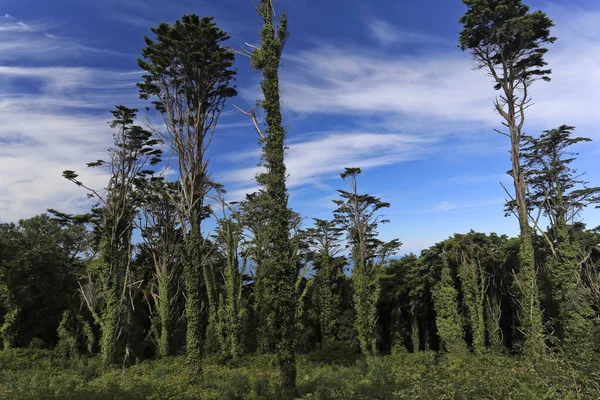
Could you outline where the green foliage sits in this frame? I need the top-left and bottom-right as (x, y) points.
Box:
(0, 215), (88, 349)
(518, 125), (599, 357)
(459, 0), (556, 89)
(56, 310), (95, 358)
(138, 14), (237, 113)
(0, 350), (596, 399)
(3, 3), (600, 398)
(214, 199), (246, 359)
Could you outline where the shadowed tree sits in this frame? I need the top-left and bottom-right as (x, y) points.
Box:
(138, 14), (237, 372)
(0, 215), (90, 350)
(459, 0), (556, 358)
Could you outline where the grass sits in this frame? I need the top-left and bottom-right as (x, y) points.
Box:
(0, 348), (598, 399)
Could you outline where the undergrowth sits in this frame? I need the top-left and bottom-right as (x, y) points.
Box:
(0, 348), (598, 399)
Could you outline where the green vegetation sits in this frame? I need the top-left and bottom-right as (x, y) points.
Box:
(1, 0), (599, 398)
(0, 349), (598, 399)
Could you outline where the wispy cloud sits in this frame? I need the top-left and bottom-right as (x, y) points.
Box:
(0, 15), (143, 221)
(279, 7), (600, 138)
(0, 13), (32, 31)
(219, 131), (436, 201)
(432, 199), (505, 213)
(368, 18), (451, 47)
(0, 15), (130, 62)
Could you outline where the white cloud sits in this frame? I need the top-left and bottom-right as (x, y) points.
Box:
(219, 131), (435, 201)
(432, 199), (505, 213)
(280, 6), (600, 137)
(0, 15), (143, 222)
(281, 46), (494, 123)
(0, 16), (129, 62)
(0, 13), (31, 32)
(368, 18), (451, 47)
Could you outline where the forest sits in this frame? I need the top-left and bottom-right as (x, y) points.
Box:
(0, 0), (599, 398)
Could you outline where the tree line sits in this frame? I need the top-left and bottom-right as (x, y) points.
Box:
(1, 0), (599, 397)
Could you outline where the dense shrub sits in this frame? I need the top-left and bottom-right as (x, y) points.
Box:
(0, 349), (598, 399)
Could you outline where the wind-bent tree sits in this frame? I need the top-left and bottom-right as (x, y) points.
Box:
(246, 0), (297, 394)
(520, 126), (600, 356)
(63, 106), (162, 365)
(459, 0), (556, 357)
(138, 14), (237, 371)
(306, 219), (344, 345)
(138, 179), (182, 358)
(333, 168), (401, 355)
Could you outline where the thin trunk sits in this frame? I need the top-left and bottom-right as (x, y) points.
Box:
(157, 259), (171, 358)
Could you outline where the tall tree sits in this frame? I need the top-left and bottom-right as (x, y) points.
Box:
(459, 0), (556, 357)
(138, 14), (237, 372)
(520, 126), (600, 356)
(247, 0), (297, 394)
(333, 168), (401, 355)
(63, 106), (162, 365)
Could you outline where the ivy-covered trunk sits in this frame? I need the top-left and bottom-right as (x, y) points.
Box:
(251, 1), (297, 395)
(184, 224), (203, 372)
(353, 260), (380, 355)
(317, 253), (341, 344)
(550, 216), (595, 358)
(433, 258), (464, 352)
(157, 258), (171, 358)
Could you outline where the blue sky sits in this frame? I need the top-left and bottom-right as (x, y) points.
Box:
(1, 0), (599, 255)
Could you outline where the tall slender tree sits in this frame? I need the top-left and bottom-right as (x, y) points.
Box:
(459, 0), (556, 357)
(247, 0), (297, 394)
(138, 14), (237, 372)
(333, 168), (401, 355)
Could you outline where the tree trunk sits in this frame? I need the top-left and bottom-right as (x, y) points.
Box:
(184, 224), (203, 373)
